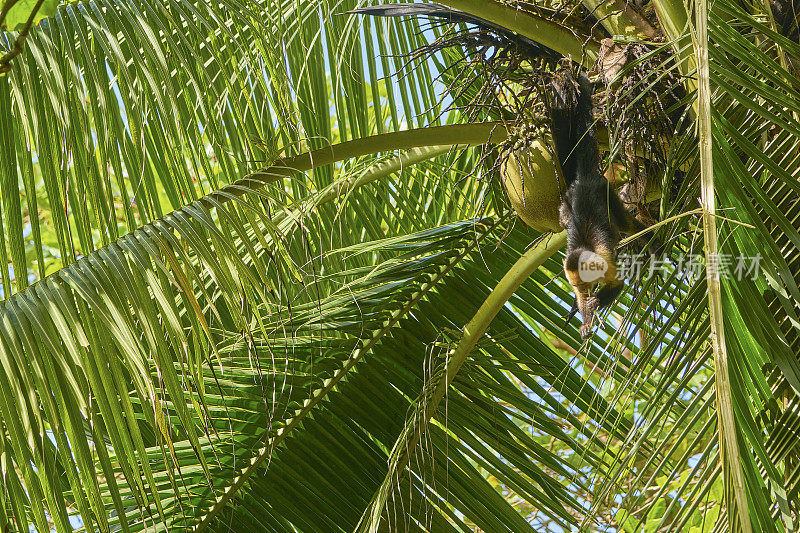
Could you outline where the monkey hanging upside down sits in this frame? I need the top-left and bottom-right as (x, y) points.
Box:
(349, 3), (659, 339)
(550, 71), (649, 339)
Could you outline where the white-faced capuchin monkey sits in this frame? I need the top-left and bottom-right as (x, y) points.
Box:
(350, 3), (656, 338)
(550, 71), (648, 338)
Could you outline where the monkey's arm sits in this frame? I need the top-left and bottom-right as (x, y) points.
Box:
(594, 278), (624, 310)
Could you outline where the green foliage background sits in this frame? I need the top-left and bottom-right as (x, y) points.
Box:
(0, 0), (798, 531)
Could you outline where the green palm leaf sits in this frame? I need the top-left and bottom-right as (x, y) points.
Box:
(3, 0), (800, 530)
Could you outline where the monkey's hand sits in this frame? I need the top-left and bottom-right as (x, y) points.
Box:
(579, 281), (624, 339)
(578, 295), (599, 339)
(566, 297), (595, 339)
(579, 322), (594, 339)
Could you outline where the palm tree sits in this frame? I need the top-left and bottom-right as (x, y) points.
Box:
(0, 0), (799, 530)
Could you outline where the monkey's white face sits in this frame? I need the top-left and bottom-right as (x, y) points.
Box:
(564, 245), (618, 295)
(575, 250), (608, 283)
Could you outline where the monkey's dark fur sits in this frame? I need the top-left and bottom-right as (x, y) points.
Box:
(350, 3), (654, 338)
(550, 72), (644, 338)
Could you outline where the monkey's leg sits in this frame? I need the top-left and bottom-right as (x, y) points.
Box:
(610, 192), (664, 256)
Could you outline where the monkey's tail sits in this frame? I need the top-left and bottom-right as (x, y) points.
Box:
(549, 71), (601, 188)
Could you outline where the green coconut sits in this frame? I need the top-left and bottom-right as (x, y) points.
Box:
(501, 137), (567, 233)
